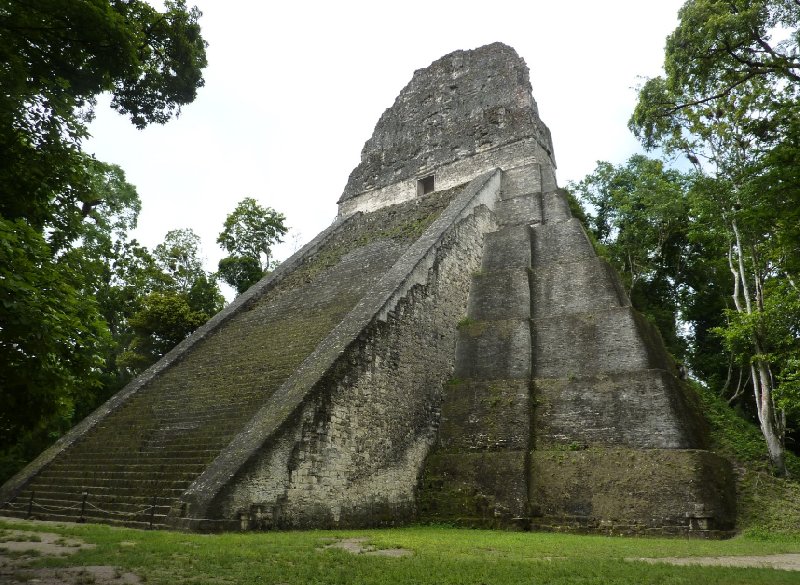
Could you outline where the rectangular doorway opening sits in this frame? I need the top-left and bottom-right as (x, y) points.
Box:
(417, 175), (435, 196)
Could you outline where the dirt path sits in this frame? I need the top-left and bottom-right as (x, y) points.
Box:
(632, 554), (800, 571)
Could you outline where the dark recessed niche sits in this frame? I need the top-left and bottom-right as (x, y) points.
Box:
(417, 175), (435, 196)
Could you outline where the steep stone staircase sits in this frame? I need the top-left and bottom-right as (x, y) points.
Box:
(1, 191), (458, 528)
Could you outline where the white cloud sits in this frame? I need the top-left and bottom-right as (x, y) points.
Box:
(85, 0), (684, 282)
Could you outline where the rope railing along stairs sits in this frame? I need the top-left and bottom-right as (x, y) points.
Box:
(1, 488), (170, 529)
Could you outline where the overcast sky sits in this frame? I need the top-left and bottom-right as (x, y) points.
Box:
(85, 0), (686, 295)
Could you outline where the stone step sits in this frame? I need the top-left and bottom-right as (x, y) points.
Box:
(532, 369), (706, 449)
(91, 423), (242, 436)
(438, 379), (530, 452)
(530, 257), (629, 319)
(20, 493), (174, 513)
(495, 194), (541, 226)
(34, 468), (199, 481)
(541, 189), (572, 223)
(41, 464), (208, 477)
(481, 226), (531, 271)
(14, 509), (170, 530)
(455, 319), (531, 380)
(72, 438), (233, 452)
(500, 164), (542, 200)
(531, 218), (594, 267)
(467, 269), (530, 321)
(418, 451), (529, 525)
(28, 476), (195, 491)
(16, 486), (186, 500)
(532, 307), (674, 378)
(65, 449), (221, 461)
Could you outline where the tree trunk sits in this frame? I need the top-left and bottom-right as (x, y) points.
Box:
(730, 219), (788, 476)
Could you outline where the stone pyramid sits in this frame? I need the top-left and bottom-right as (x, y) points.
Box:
(1, 43), (735, 535)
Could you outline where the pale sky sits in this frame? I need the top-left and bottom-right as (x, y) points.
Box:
(85, 0), (686, 297)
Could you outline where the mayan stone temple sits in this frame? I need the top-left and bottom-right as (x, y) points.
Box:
(1, 43), (736, 535)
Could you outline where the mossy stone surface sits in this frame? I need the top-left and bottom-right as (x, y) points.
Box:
(529, 448), (736, 533)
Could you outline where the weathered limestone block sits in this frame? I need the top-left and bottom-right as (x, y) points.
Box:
(530, 257), (629, 319)
(455, 319), (531, 380)
(419, 451), (529, 525)
(495, 194), (542, 226)
(532, 370), (707, 449)
(532, 307), (675, 379)
(340, 43), (554, 205)
(531, 218), (595, 266)
(529, 449), (736, 534)
(467, 270), (531, 321)
(500, 164), (542, 199)
(541, 189), (571, 222)
(541, 164), (558, 193)
(482, 225), (532, 271)
(438, 379), (531, 452)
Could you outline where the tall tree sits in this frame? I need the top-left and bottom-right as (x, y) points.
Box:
(120, 229), (224, 373)
(0, 0), (207, 230)
(217, 198), (288, 294)
(570, 156), (696, 361)
(630, 0), (800, 475)
(0, 0), (208, 479)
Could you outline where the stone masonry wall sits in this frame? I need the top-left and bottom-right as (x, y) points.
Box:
(174, 171), (503, 530)
(217, 207), (496, 528)
(0, 185), (463, 529)
(339, 138), (553, 216)
(339, 43), (554, 208)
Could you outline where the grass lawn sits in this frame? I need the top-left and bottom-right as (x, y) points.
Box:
(2, 519), (799, 584)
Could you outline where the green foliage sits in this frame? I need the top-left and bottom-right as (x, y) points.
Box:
(0, 218), (108, 450)
(628, 0), (800, 473)
(569, 156), (695, 360)
(2, 520), (800, 585)
(0, 0), (209, 479)
(714, 280), (800, 418)
(0, 0), (207, 228)
(154, 228), (206, 293)
(217, 198), (288, 294)
(120, 229), (223, 374)
(118, 292), (209, 372)
(217, 255), (264, 295)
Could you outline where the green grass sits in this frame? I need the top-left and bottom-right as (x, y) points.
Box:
(2, 520), (799, 585)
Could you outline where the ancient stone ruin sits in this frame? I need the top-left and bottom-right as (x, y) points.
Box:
(1, 43), (735, 535)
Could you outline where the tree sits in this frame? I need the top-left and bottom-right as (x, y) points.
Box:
(154, 228), (207, 293)
(0, 0), (207, 230)
(630, 0), (800, 475)
(217, 256), (264, 295)
(120, 229), (223, 373)
(0, 0), (208, 480)
(570, 156), (696, 360)
(0, 220), (109, 450)
(119, 291), (210, 372)
(217, 198), (288, 294)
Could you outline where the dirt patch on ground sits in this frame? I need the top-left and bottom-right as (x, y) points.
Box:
(324, 537), (413, 558)
(632, 554), (800, 571)
(1, 565), (142, 584)
(0, 526), (141, 584)
(0, 529), (95, 555)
